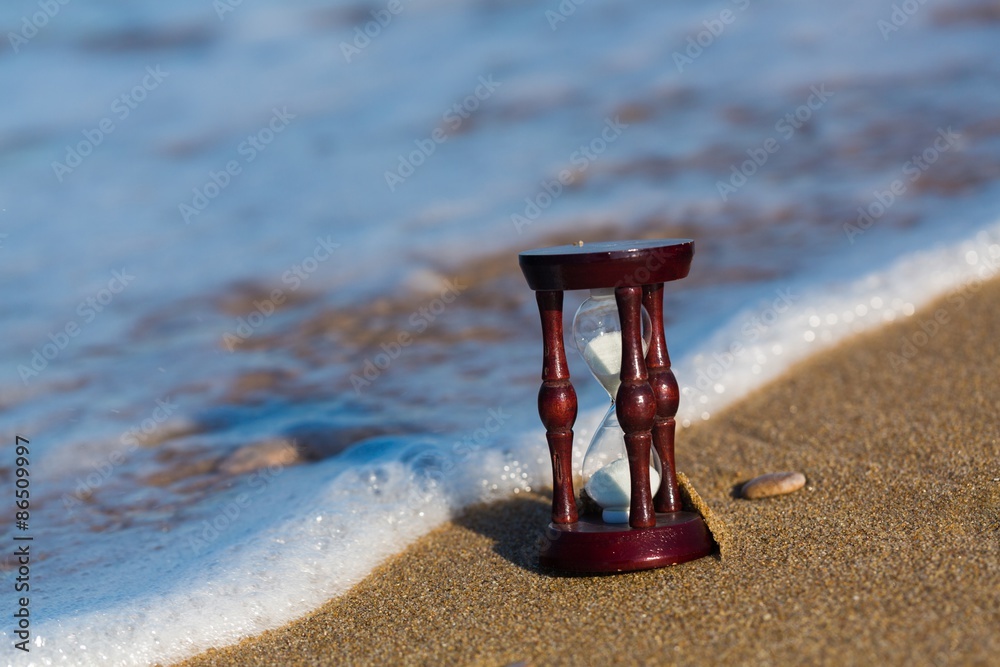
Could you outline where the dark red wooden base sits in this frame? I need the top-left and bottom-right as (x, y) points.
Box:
(538, 511), (714, 574)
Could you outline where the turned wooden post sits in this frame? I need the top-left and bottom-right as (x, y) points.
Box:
(615, 286), (657, 529)
(535, 290), (578, 524)
(643, 283), (682, 513)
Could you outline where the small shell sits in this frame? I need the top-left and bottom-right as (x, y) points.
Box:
(741, 471), (806, 499)
(584, 458), (661, 510)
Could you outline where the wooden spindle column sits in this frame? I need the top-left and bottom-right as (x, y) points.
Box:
(643, 283), (682, 513)
(535, 290), (578, 524)
(615, 286), (657, 529)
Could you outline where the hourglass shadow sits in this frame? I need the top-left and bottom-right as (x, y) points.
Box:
(453, 493), (569, 577)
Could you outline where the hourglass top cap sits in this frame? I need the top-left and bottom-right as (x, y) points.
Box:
(518, 238), (694, 291)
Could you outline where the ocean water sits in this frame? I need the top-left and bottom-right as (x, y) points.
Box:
(1, 0), (999, 663)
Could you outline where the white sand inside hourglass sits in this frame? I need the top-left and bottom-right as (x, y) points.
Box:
(585, 458), (661, 524)
(583, 333), (624, 396)
(582, 333), (648, 396)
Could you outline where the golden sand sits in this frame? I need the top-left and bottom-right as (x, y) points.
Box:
(177, 277), (1000, 666)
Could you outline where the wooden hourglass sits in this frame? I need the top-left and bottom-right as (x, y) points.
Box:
(519, 239), (713, 573)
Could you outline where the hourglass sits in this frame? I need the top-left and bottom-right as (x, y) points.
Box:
(519, 239), (713, 573)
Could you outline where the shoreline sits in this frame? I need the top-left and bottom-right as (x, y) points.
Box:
(176, 276), (1000, 666)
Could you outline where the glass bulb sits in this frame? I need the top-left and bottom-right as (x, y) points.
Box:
(572, 288), (652, 397)
(572, 288), (660, 523)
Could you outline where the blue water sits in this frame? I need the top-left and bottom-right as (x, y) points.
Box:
(2, 0), (1000, 663)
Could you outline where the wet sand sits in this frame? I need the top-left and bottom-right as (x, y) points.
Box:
(175, 276), (1000, 666)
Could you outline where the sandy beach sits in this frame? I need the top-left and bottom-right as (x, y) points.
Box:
(176, 275), (1000, 667)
